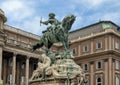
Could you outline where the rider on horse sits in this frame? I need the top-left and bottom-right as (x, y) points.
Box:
(40, 13), (60, 34)
(32, 13), (76, 54)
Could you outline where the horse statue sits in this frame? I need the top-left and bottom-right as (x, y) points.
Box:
(32, 14), (76, 54)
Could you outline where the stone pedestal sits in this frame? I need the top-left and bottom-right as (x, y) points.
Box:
(0, 80), (3, 84)
(29, 53), (85, 85)
(29, 78), (68, 85)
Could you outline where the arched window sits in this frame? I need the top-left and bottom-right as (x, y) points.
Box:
(96, 77), (102, 85)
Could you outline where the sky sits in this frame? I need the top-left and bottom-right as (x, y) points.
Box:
(0, 0), (120, 35)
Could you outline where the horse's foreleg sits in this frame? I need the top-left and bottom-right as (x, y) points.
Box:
(32, 41), (44, 51)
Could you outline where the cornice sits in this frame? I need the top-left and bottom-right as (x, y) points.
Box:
(3, 46), (41, 59)
(54, 28), (119, 47)
(74, 49), (120, 62)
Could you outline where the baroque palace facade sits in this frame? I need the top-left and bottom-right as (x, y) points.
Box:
(0, 9), (120, 85)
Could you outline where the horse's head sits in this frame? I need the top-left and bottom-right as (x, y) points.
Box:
(62, 14), (76, 30)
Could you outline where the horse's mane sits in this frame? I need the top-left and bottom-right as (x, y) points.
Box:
(62, 14), (76, 30)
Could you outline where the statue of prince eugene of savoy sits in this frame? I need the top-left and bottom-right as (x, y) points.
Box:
(29, 13), (86, 85)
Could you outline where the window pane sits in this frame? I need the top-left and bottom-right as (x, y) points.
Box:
(116, 76), (119, 85)
(96, 42), (102, 49)
(115, 60), (119, 69)
(97, 77), (101, 82)
(72, 48), (76, 55)
(8, 58), (13, 67)
(96, 77), (102, 85)
(115, 42), (119, 49)
(34, 64), (37, 70)
(84, 64), (88, 71)
(83, 45), (88, 52)
(98, 62), (101, 68)
(98, 84), (101, 85)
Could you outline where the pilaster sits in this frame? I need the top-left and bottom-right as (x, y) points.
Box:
(108, 57), (112, 85)
(104, 59), (108, 85)
(105, 35), (108, 50)
(90, 61), (94, 85)
(91, 39), (94, 53)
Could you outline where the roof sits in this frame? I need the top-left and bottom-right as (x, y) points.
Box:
(69, 21), (120, 40)
(70, 21), (119, 33)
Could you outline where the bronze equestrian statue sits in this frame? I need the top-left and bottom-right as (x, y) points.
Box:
(32, 13), (76, 54)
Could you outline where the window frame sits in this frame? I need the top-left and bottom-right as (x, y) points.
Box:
(96, 42), (102, 49)
(115, 60), (119, 70)
(83, 63), (89, 71)
(116, 75), (120, 85)
(83, 45), (89, 52)
(96, 76), (102, 85)
(115, 42), (119, 49)
(71, 48), (77, 55)
(96, 61), (102, 70)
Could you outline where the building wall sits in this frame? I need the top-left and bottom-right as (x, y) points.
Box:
(1, 9), (120, 85)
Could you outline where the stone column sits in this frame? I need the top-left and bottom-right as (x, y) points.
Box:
(25, 56), (30, 85)
(108, 57), (112, 85)
(12, 52), (17, 85)
(0, 47), (3, 84)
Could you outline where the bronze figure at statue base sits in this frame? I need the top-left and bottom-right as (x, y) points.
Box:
(29, 13), (86, 85)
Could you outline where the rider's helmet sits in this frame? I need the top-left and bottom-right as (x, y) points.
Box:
(49, 13), (55, 18)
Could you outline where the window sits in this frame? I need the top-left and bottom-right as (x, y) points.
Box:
(71, 48), (76, 55)
(21, 76), (25, 85)
(33, 64), (37, 70)
(7, 74), (12, 84)
(21, 62), (25, 69)
(96, 77), (102, 85)
(84, 64), (88, 71)
(96, 61), (102, 69)
(8, 58), (13, 67)
(83, 45), (89, 52)
(116, 76), (119, 85)
(115, 60), (119, 69)
(115, 42), (119, 49)
(96, 42), (102, 49)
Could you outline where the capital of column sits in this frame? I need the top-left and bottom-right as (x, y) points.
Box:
(26, 56), (31, 60)
(13, 52), (17, 56)
(89, 61), (94, 64)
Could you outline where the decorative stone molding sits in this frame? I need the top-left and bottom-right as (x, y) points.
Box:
(0, 9), (7, 23)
